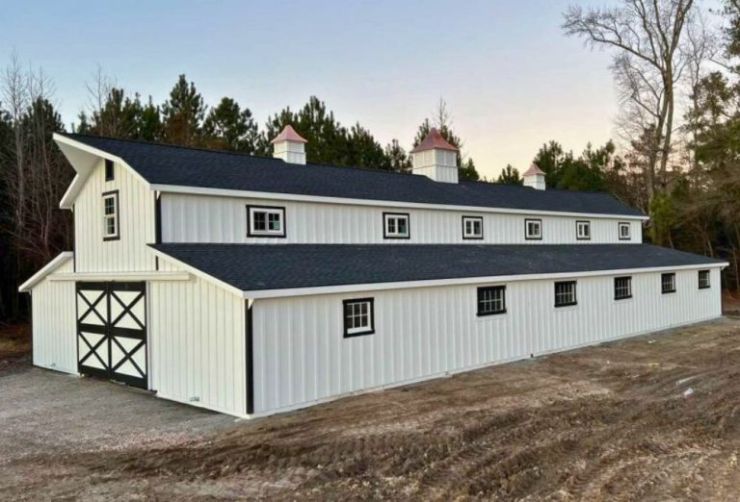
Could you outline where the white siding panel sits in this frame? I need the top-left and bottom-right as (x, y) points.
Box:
(161, 193), (643, 245)
(148, 267), (246, 417)
(252, 268), (721, 415)
(30, 260), (77, 374)
(75, 159), (156, 272)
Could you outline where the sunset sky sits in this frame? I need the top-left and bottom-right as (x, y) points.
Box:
(3, 0), (621, 178)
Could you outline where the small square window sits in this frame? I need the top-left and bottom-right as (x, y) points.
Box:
(698, 270), (710, 289)
(661, 273), (676, 294)
(247, 206), (286, 237)
(102, 191), (119, 241)
(614, 276), (632, 300)
(462, 216), (483, 240)
(383, 212), (410, 239)
(554, 281), (577, 307)
(477, 286), (506, 316)
(105, 159), (114, 181)
(525, 218), (542, 240)
(576, 220), (591, 240)
(618, 222), (631, 240)
(343, 298), (374, 337)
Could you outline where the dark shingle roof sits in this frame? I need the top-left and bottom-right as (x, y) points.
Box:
(151, 243), (722, 292)
(62, 133), (644, 217)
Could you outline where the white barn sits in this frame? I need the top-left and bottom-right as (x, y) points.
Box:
(19, 127), (727, 418)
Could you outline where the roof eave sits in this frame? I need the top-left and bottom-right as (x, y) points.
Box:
(18, 251), (74, 293)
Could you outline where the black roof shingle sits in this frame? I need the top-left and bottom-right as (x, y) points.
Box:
(151, 243), (723, 292)
(62, 133), (644, 217)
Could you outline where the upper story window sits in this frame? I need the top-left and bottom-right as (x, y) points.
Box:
(698, 270), (711, 289)
(554, 280), (577, 307)
(477, 286), (506, 316)
(525, 218), (542, 240)
(247, 205), (285, 237)
(343, 298), (374, 337)
(105, 159), (115, 181)
(462, 216), (483, 240)
(661, 273), (676, 294)
(102, 191), (119, 241)
(383, 212), (410, 239)
(618, 222), (631, 241)
(614, 276), (632, 300)
(576, 220), (591, 240)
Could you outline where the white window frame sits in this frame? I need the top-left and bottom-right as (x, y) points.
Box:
(102, 191), (119, 241)
(247, 205), (286, 237)
(383, 212), (410, 239)
(554, 281), (577, 307)
(525, 218), (542, 240)
(618, 222), (631, 240)
(698, 270), (711, 289)
(614, 276), (632, 300)
(462, 216), (484, 240)
(343, 298), (374, 337)
(576, 220), (591, 240)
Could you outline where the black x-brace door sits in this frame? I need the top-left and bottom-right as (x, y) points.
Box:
(76, 282), (147, 389)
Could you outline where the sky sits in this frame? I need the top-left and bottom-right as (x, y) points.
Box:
(2, 0), (622, 179)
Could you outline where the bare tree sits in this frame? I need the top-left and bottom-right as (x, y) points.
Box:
(563, 0), (697, 201)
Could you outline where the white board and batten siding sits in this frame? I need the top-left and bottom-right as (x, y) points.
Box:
(148, 259), (247, 416)
(30, 259), (77, 374)
(250, 267), (721, 416)
(160, 193), (643, 245)
(74, 158), (157, 273)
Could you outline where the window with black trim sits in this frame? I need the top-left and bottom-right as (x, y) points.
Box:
(462, 216), (483, 240)
(618, 222), (631, 240)
(477, 286), (506, 316)
(105, 159), (115, 181)
(661, 273), (676, 294)
(698, 270), (710, 289)
(614, 276), (632, 300)
(247, 206), (285, 237)
(102, 191), (119, 240)
(525, 218), (542, 240)
(576, 220), (591, 240)
(383, 212), (410, 239)
(343, 298), (374, 337)
(554, 281), (577, 307)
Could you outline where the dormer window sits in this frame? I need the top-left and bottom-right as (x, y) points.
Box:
(102, 191), (119, 241)
(247, 205), (286, 237)
(576, 220), (591, 240)
(525, 218), (542, 240)
(618, 222), (631, 240)
(462, 216), (483, 240)
(383, 212), (410, 239)
(105, 159), (115, 181)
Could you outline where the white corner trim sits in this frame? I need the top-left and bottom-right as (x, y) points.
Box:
(48, 271), (191, 282)
(54, 133), (152, 209)
(151, 183), (650, 221)
(18, 252), (74, 293)
(243, 262), (729, 299)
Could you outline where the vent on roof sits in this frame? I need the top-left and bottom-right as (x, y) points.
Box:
(410, 128), (459, 183)
(271, 125), (307, 165)
(523, 163), (546, 190)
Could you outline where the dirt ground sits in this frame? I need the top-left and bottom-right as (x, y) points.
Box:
(2, 317), (740, 501)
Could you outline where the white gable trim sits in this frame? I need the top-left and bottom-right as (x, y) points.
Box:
(18, 252), (74, 293)
(54, 133), (151, 209)
(148, 247), (246, 298)
(152, 184), (650, 221)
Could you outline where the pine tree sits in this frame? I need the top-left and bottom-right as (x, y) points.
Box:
(161, 74), (205, 146)
(203, 97), (259, 153)
(384, 139), (411, 173)
(497, 164), (522, 185)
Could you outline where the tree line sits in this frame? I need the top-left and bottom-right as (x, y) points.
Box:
(1, 0), (739, 323)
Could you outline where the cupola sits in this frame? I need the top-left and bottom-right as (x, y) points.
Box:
(410, 128), (459, 183)
(271, 125), (308, 164)
(523, 163), (546, 190)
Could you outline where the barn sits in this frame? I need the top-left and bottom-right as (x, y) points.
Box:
(19, 127), (727, 418)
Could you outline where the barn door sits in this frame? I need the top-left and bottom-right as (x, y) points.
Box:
(76, 282), (147, 389)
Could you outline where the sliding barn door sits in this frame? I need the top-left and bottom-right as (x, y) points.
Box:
(76, 282), (147, 388)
